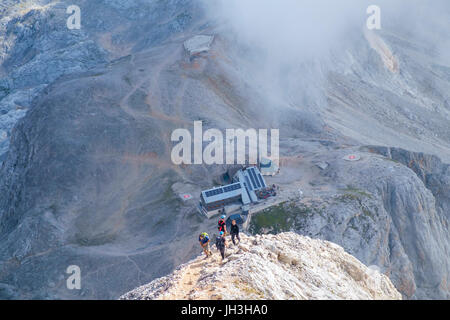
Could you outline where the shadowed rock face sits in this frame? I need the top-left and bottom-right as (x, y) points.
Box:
(0, 1), (108, 159)
(0, 1), (449, 299)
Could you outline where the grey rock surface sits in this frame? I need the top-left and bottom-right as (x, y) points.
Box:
(0, 0), (108, 164)
(0, 0), (448, 300)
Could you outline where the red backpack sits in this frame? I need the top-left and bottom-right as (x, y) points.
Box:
(218, 219), (225, 232)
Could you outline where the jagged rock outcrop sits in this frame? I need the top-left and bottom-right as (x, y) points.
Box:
(250, 147), (450, 299)
(0, 1), (108, 162)
(120, 233), (401, 300)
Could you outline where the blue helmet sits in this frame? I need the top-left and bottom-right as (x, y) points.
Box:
(221, 215), (226, 219)
(219, 231), (224, 236)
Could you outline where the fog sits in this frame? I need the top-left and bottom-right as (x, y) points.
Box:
(200, 0), (450, 108)
(202, 0), (450, 66)
(206, 0), (366, 62)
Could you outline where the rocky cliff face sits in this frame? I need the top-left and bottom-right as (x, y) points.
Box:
(0, 1), (448, 300)
(250, 147), (449, 299)
(0, 1), (108, 161)
(120, 232), (401, 300)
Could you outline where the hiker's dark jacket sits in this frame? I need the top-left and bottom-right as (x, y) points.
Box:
(216, 236), (226, 250)
(230, 224), (239, 235)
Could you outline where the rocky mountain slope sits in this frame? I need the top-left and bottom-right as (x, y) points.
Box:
(0, 0), (448, 300)
(249, 146), (450, 299)
(120, 232), (401, 300)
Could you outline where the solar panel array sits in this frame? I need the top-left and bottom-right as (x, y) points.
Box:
(205, 188), (224, 197)
(205, 183), (241, 198)
(250, 167), (262, 189)
(202, 168), (267, 203)
(247, 167), (258, 189)
(245, 176), (252, 190)
(223, 183), (241, 192)
(241, 167), (267, 190)
(257, 170), (266, 188)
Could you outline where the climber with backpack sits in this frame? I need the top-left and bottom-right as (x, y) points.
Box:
(215, 231), (227, 260)
(218, 215), (227, 235)
(198, 232), (212, 257)
(230, 219), (240, 245)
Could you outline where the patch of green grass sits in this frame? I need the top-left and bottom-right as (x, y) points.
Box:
(336, 193), (360, 202)
(337, 185), (373, 202)
(249, 202), (314, 235)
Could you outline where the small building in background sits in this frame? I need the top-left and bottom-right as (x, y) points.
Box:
(199, 182), (248, 218)
(199, 166), (273, 219)
(184, 35), (214, 56)
(259, 157), (279, 176)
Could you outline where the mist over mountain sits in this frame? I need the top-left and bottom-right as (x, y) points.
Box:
(0, 0), (449, 299)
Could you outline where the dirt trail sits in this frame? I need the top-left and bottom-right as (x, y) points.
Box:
(118, 46), (184, 121)
(166, 260), (205, 300)
(158, 235), (242, 300)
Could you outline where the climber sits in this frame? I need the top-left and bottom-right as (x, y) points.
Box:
(218, 215), (227, 235)
(215, 231), (227, 260)
(198, 232), (212, 257)
(230, 219), (240, 245)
